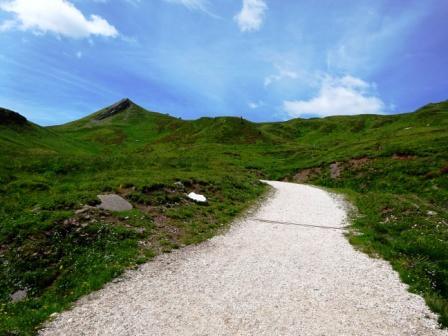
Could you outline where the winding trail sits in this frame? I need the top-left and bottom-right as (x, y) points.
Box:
(41, 181), (447, 335)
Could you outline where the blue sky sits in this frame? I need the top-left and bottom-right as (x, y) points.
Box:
(0, 0), (447, 125)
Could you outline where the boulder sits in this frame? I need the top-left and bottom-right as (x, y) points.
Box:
(10, 289), (28, 303)
(97, 194), (133, 212)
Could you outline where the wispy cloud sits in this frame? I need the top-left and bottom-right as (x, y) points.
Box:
(248, 100), (264, 109)
(164, 0), (205, 10)
(0, 52), (121, 102)
(325, 4), (427, 74)
(283, 75), (385, 118)
(0, 19), (14, 31)
(234, 0), (267, 32)
(0, 0), (118, 38)
(264, 65), (298, 87)
(163, 0), (217, 17)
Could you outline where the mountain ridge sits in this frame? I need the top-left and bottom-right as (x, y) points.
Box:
(1, 98), (447, 150)
(2, 98), (447, 130)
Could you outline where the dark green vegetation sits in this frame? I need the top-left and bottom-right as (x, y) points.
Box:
(0, 98), (447, 334)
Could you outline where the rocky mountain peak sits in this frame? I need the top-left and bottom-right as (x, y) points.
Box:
(95, 98), (134, 121)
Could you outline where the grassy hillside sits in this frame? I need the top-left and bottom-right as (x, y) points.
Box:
(0, 100), (447, 334)
(52, 99), (183, 148)
(54, 99), (271, 146)
(0, 108), (86, 159)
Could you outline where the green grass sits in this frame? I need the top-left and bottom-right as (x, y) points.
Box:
(0, 99), (447, 334)
(0, 151), (266, 335)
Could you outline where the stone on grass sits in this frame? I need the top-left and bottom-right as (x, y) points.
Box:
(187, 192), (207, 203)
(75, 205), (95, 215)
(97, 194), (133, 212)
(10, 289), (28, 303)
(173, 181), (185, 190)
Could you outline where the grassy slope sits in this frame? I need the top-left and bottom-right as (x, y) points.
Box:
(0, 100), (447, 334)
(0, 103), (269, 335)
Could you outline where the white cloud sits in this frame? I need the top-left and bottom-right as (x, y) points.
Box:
(76, 51), (83, 59)
(0, 0), (118, 39)
(234, 0), (267, 32)
(283, 75), (385, 118)
(264, 65), (298, 87)
(248, 101), (264, 109)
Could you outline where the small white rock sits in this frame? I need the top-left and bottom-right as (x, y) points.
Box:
(187, 192), (207, 203)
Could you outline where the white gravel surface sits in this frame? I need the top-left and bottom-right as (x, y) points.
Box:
(40, 181), (447, 336)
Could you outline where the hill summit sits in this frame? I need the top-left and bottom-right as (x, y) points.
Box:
(0, 107), (28, 126)
(95, 98), (134, 121)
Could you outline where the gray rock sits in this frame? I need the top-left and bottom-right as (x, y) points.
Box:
(95, 98), (132, 121)
(10, 289), (28, 303)
(75, 205), (95, 215)
(97, 194), (133, 212)
(173, 181), (184, 189)
(134, 227), (145, 234)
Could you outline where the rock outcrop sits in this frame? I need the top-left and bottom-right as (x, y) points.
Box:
(95, 98), (132, 121)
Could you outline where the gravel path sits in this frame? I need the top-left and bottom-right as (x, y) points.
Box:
(40, 181), (447, 336)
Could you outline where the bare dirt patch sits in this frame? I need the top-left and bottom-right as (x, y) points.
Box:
(392, 153), (417, 160)
(349, 157), (371, 169)
(330, 162), (343, 179)
(293, 167), (322, 183)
